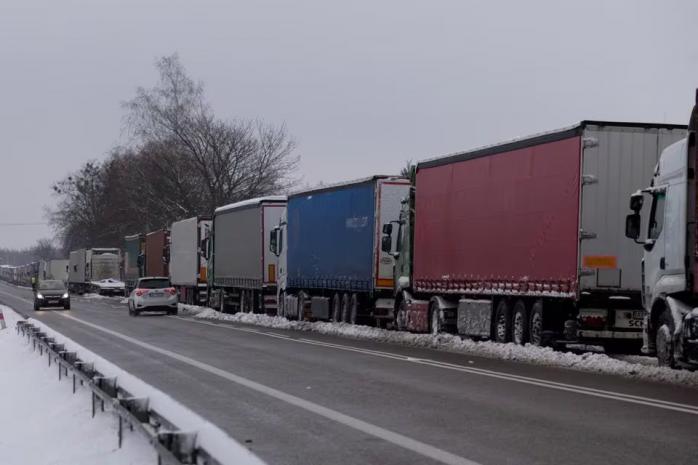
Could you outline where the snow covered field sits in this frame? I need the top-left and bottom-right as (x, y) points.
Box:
(0, 306), (265, 465)
(0, 307), (153, 465)
(179, 304), (698, 388)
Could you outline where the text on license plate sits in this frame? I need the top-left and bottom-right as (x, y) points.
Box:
(615, 310), (645, 329)
(149, 293), (163, 298)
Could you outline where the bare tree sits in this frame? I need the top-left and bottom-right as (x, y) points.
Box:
(400, 160), (414, 179)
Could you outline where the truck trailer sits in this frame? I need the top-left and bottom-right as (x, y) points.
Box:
(208, 197), (286, 314)
(145, 229), (170, 278)
(273, 176), (409, 324)
(68, 248), (124, 295)
(625, 91), (698, 367)
(169, 216), (211, 304)
(382, 121), (687, 351)
(38, 259), (69, 282)
(123, 234), (145, 293)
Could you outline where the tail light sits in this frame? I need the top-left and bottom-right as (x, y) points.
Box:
(166, 287), (177, 296)
(135, 289), (146, 296)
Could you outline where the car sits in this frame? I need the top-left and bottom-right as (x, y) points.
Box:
(34, 280), (70, 310)
(127, 277), (178, 316)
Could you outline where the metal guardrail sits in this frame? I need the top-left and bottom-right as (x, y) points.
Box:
(15, 320), (223, 465)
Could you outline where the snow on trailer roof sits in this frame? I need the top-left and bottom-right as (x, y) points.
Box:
(288, 175), (408, 198)
(214, 195), (287, 214)
(418, 119), (688, 170)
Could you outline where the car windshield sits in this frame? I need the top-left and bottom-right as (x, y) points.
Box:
(38, 280), (65, 290)
(138, 279), (170, 289)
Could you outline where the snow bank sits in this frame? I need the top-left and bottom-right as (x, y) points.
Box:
(189, 306), (698, 388)
(2, 305), (265, 465)
(0, 308), (153, 465)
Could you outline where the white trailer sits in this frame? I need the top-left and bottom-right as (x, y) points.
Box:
(68, 248), (123, 295)
(169, 216), (212, 304)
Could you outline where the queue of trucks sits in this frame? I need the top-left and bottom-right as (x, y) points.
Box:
(1, 91), (696, 370)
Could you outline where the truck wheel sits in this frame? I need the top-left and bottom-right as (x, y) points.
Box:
(298, 293), (306, 321)
(430, 303), (442, 336)
(340, 293), (350, 323)
(348, 294), (358, 325)
(529, 300), (544, 346)
(512, 300), (529, 345)
(656, 310), (676, 368)
(278, 292), (286, 318)
(494, 300), (512, 343)
(332, 293), (342, 322)
(218, 292), (226, 313)
(395, 299), (408, 331)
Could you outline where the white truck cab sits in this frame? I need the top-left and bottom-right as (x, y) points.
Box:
(626, 90), (698, 368)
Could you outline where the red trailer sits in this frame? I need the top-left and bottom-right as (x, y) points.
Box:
(145, 230), (170, 278)
(382, 121), (687, 350)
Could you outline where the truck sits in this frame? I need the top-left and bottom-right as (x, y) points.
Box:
(271, 176), (410, 324)
(381, 121), (687, 351)
(169, 216), (211, 304)
(145, 229), (170, 277)
(37, 259), (69, 282)
(123, 234), (145, 293)
(208, 197), (286, 314)
(68, 248), (124, 295)
(625, 90), (698, 367)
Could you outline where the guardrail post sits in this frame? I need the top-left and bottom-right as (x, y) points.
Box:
(158, 432), (198, 464)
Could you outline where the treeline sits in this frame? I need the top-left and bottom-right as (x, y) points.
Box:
(0, 239), (62, 266)
(49, 55), (298, 253)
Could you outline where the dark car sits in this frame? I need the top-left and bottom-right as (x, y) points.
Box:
(34, 280), (71, 310)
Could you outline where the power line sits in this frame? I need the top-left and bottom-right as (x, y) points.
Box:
(0, 222), (49, 226)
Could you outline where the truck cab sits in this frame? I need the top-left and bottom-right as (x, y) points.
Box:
(626, 90), (698, 367)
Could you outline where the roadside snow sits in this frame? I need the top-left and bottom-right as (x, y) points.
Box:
(2, 305), (266, 465)
(81, 293), (124, 300)
(0, 308), (153, 465)
(185, 305), (698, 388)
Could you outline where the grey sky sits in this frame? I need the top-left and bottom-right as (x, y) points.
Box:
(1, 0), (697, 249)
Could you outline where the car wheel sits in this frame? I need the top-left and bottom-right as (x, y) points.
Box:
(33, 301), (39, 311)
(656, 310), (676, 368)
(64, 303), (71, 310)
(512, 300), (529, 345)
(493, 300), (512, 343)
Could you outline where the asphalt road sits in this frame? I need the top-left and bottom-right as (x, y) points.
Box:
(1, 281), (697, 465)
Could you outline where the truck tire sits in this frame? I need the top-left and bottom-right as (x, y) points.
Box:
(395, 299), (408, 332)
(494, 300), (512, 343)
(512, 300), (529, 345)
(278, 292), (286, 318)
(332, 293), (342, 322)
(430, 302), (442, 336)
(348, 294), (358, 325)
(298, 293), (307, 321)
(341, 293), (350, 323)
(218, 292), (227, 313)
(656, 310), (676, 368)
(529, 300), (544, 346)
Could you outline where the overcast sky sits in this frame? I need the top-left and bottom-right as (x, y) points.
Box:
(1, 0), (696, 249)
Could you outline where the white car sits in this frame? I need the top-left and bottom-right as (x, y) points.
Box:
(127, 277), (178, 316)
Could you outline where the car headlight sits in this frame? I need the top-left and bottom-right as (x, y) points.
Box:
(36, 293), (43, 299)
(62, 292), (69, 299)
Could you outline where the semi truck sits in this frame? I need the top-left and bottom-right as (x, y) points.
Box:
(68, 248), (124, 295)
(625, 90), (698, 367)
(271, 176), (410, 324)
(124, 234), (145, 293)
(169, 216), (211, 304)
(208, 197), (286, 314)
(145, 229), (170, 277)
(382, 121), (687, 351)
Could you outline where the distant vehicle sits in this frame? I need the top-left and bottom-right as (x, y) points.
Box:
(123, 234), (146, 294)
(127, 277), (178, 316)
(34, 279), (70, 310)
(68, 248), (125, 295)
(169, 216), (211, 305)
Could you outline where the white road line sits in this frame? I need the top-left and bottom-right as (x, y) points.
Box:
(56, 311), (479, 465)
(175, 316), (698, 415)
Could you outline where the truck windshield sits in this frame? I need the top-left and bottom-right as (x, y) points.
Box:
(138, 279), (170, 289)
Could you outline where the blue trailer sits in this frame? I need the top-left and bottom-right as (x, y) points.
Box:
(272, 176), (409, 325)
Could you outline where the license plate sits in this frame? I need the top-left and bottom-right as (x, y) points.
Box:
(615, 310), (644, 329)
(48, 300), (59, 304)
(149, 292), (163, 298)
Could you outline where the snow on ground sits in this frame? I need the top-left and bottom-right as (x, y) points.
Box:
(181, 304), (698, 388)
(81, 293), (120, 300)
(0, 307), (153, 465)
(1, 305), (266, 465)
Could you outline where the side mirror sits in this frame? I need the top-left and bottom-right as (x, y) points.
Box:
(382, 223), (393, 235)
(381, 235), (392, 253)
(269, 229), (278, 255)
(625, 214), (641, 241)
(630, 193), (644, 212)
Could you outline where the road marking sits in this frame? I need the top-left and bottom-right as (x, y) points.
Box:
(55, 311), (479, 465)
(175, 316), (698, 416)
